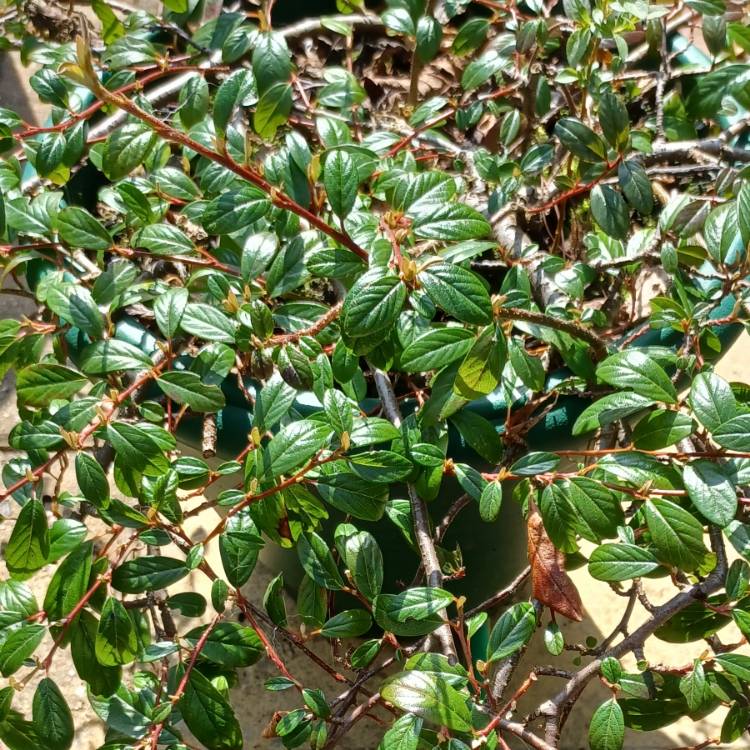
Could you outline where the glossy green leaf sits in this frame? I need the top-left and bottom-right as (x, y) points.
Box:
(381, 671), (472, 733)
(112, 556), (189, 593)
(487, 601), (536, 662)
(297, 532), (345, 590)
(588, 699), (624, 750)
(157, 371), (226, 412)
(596, 351), (676, 403)
(16, 364), (86, 408)
(5, 498), (49, 577)
(417, 262), (492, 325)
(95, 597), (138, 666)
(588, 544), (661, 581)
(32, 678), (73, 750)
(180, 669), (243, 750)
(682, 460), (737, 527)
(643, 498), (707, 570)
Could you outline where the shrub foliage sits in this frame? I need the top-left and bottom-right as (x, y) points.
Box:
(1, 0), (750, 748)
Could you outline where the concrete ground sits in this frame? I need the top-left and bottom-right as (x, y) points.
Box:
(1, 26), (749, 750)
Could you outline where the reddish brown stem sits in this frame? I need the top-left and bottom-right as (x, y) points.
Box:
(84, 79), (369, 262)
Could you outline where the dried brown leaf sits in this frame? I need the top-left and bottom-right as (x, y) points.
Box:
(527, 506), (583, 622)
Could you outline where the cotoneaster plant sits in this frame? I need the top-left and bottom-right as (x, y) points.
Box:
(1, 1), (750, 749)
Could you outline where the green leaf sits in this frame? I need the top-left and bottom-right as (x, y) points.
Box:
(254, 82), (293, 140)
(453, 18), (489, 56)
(297, 532), (345, 590)
(46, 284), (103, 337)
(721, 702), (750, 744)
(565, 477), (624, 541)
(202, 186), (270, 235)
(32, 678), (73, 750)
(107, 422), (170, 476)
(267, 419), (331, 476)
(682, 460), (737, 527)
(179, 74), (210, 128)
(184, 622), (263, 667)
(47, 518), (86, 562)
(320, 609), (372, 638)
(5, 499), (49, 577)
(383, 587), (453, 623)
(539, 483), (579, 553)
(180, 669), (243, 750)
(43, 542), (93, 622)
(70, 611), (121, 696)
(80, 339), (153, 375)
(219, 512), (262, 587)
(509, 340), (545, 391)
(679, 661), (706, 712)
(157, 371), (226, 412)
(348, 451), (413, 482)
(154, 287), (189, 339)
(400, 327), (475, 372)
(263, 573), (288, 627)
(134, 223), (193, 256)
(341, 270), (407, 337)
(588, 544), (661, 581)
(416, 16), (442, 61)
(461, 50), (505, 90)
(324, 150), (358, 218)
(411, 203), (490, 241)
(323, 389), (355, 436)
(704, 202), (739, 264)
(643, 498), (707, 570)
(618, 160), (653, 215)
(715, 653), (750, 681)
(555, 117), (608, 162)
(479, 481), (503, 522)
(588, 699), (624, 750)
(544, 622), (565, 656)
(16, 364), (87, 407)
(102, 123), (157, 180)
(599, 90), (629, 150)
(112, 556), (188, 593)
(590, 185), (629, 240)
(573, 392), (655, 436)
(35, 132), (66, 177)
(631, 410), (694, 450)
(373, 593), (445, 637)
(510, 452), (560, 476)
(487, 601), (537, 662)
(449, 410), (502, 464)
(95, 597), (138, 666)
(181, 303), (236, 344)
(57, 206), (111, 250)
(737, 181), (750, 246)
(596, 351), (676, 403)
(454, 326), (504, 398)
(689, 372), (736, 432)
(0, 580), (38, 630)
(710, 411), (750, 451)
(337, 528), (383, 600)
(213, 69), (255, 136)
(417, 262), (492, 325)
(0, 624), (45, 676)
(252, 32), (292, 94)
(381, 671), (472, 733)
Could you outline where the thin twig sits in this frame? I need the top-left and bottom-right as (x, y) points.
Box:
(371, 367), (458, 664)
